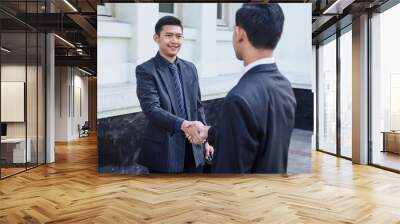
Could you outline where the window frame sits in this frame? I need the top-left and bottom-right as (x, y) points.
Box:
(158, 3), (178, 18)
(217, 3), (228, 27)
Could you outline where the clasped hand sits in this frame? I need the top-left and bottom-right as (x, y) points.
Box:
(181, 120), (209, 144)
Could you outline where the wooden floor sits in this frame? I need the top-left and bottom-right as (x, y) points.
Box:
(1, 135), (400, 223)
(0, 167), (26, 178)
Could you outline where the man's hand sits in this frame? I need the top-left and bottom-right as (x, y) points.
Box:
(181, 120), (204, 144)
(185, 121), (210, 144)
(204, 142), (214, 160)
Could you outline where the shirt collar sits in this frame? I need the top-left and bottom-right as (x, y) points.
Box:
(242, 57), (275, 76)
(156, 51), (181, 67)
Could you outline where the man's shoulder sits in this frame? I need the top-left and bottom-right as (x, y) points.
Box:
(242, 65), (291, 89)
(178, 58), (196, 69)
(137, 57), (156, 70)
(227, 73), (271, 106)
(136, 58), (158, 77)
(228, 77), (258, 98)
(225, 91), (249, 107)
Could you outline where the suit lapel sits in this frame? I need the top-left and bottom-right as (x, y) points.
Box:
(155, 59), (179, 114)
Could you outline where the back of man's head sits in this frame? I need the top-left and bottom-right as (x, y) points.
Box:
(235, 3), (284, 50)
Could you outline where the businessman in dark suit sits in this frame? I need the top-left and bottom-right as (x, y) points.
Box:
(136, 16), (213, 173)
(186, 4), (296, 173)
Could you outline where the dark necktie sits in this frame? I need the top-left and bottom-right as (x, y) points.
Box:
(168, 63), (186, 119)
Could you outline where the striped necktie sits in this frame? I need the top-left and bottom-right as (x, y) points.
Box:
(168, 63), (186, 119)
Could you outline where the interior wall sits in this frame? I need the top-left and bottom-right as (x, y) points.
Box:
(54, 66), (89, 141)
(1, 64), (39, 139)
(72, 72), (89, 138)
(55, 66), (69, 141)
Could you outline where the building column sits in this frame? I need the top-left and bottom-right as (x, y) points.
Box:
(46, 33), (55, 163)
(352, 14), (369, 164)
(183, 3), (217, 78)
(114, 3), (158, 83)
(88, 76), (97, 132)
(312, 45), (317, 150)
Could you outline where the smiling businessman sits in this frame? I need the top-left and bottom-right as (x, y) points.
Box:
(136, 16), (214, 173)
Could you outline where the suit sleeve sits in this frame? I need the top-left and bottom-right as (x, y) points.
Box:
(207, 126), (217, 146)
(211, 95), (259, 173)
(192, 64), (206, 125)
(136, 65), (181, 133)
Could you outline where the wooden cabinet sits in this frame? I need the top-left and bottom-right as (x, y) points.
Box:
(382, 131), (400, 154)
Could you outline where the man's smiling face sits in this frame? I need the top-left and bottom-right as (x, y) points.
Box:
(154, 25), (183, 58)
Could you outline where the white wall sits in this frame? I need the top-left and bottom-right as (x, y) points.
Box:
(97, 3), (312, 118)
(99, 3), (311, 81)
(55, 67), (89, 141)
(55, 67), (69, 141)
(1, 65), (26, 140)
(72, 74), (89, 138)
(275, 4), (312, 89)
(1, 65), (40, 138)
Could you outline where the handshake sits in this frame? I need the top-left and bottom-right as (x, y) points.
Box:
(180, 120), (210, 144)
(181, 120), (213, 160)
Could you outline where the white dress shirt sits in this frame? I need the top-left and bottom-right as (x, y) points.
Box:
(241, 57), (275, 76)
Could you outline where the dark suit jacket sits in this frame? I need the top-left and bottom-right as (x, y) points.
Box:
(208, 63), (296, 173)
(136, 53), (206, 173)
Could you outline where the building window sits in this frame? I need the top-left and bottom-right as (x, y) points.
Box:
(370, 3), (400, 171)
(317, 36), (337, 155)
(0, 3), (47, 179)
(339, 28), (352, 159)
(217, 3), (227, 26)
(217, 3), (223, 19)
(159, 3), (180, 19)
(159, 3), (174, 14)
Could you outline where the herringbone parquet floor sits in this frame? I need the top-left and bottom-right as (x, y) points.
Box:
(1, 135), (400, 223)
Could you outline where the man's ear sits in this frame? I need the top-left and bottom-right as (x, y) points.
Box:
(235, 26), (245, 42)
(153, 34), (159, 43)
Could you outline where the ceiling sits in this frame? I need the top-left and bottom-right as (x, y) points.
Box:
(311, 0), (392, 43)
(0, 0), (99, 74)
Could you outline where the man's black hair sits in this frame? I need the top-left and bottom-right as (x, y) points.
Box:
(235, 3), (284, 49)
(155, 16), (183, 35)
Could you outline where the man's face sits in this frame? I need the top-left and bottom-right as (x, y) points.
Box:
(154, 25), (183, 57)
